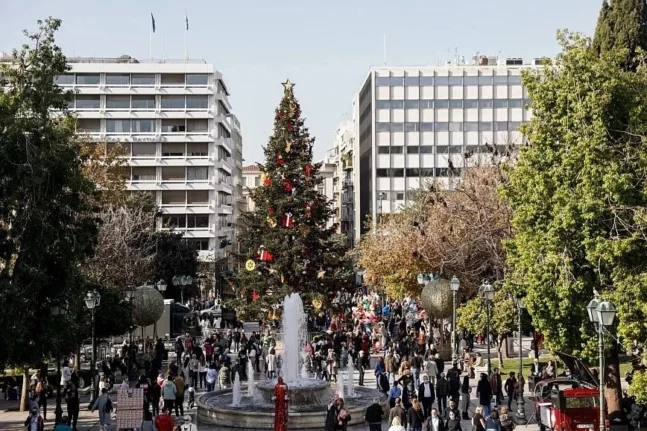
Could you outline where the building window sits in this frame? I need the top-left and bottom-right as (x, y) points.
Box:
(406, 168), (420, 176)
(162, 215), (186, 228)
(436, 146), (448, 154)
(186, 74), (208, 85)
(493, 76), (508, 85)
(508, 75), (522, 85)
(161, 73), (185, 85)
(464, 100), (478, 109)
(162, 167), (185, 182)
(132, 143), (157, 157)
(404, 100), (419, 109)
(75, 95), (100, 110)
(389, 77), (404, 86)
(132, 74), (155, 86)
(131, 95), (156, 109)
(449, 146), (463, 153)
(375, 77), (390, 86)
(391, 122), (404, 132)
(186, 95), (209, 109)
(187, 167), (209, 181)
(187, 119), (208, 133)
(132, 167), (156, 182)
(378, 147), (390, 154)
(407, 146), (419, 154)
(106, 119), (131, 133)
(435, 100), (449, 109)
(187, 142), (208, 157)
(131, 120), (155, 133)
(187, 239), (210, 251)
(420, 122), (434, 132)
(494, 100), (508, 109)
(464, 76), (479, 85)
(395, 192), (405, 200)
(391, 100), (404, 109)
(161, 119), (186, 133)
(509, 121), (522, 131)
(375, 100), (390, 109)
(404, 76), (419, 86)
(464, 122), (479, 132)
(479, 122), (493, 131)
(77, 119), (100, 133)
(391, 146), (404, 154)
(480, 100), (494, 109)
(449, 100), (463, 109)
(376, 169), (389, 177)
(420, 100), (433, 109)
(392, 169), (404, 177)
(162, 143), (185, 157)
(187, 190), (209, 205)
(105, 74), (130, 85)
(75, 74), (100, 85)
(436, 122), (449, 132)
(161, 95), (186, 109)
(106, 95), (130, 109)
(187, 215), (209, 229)
(479, 76), (493, 85)
(254, 176), (260, 187)
(375, 123), (390, 132)
(55, 75), (74, 85)
(162, 190), (186, 205)
(404, 122), (418, 132)
(420, 146), (433, 154)
(435, 76), (449, 86)
(509, 99), (523, 108)
(420, 76), (434, 86)
(449, 123), (463, 132)
(495, 122), (509, 131)
(449, 76), (463, 86)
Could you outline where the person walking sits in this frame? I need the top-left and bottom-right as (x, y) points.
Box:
(325, 396), (341, 431)
(174, 373), (186, 417)
(90, 388), (112, 431)
(365, 397), (384, 431)
(476, 373), (492, 416)
(418, 374), (435, 419)
(206, 363), (218, 392)
(427, 408), (446, 431)
(436, 373), (449, 414)
(356, 351), (365, 386)
(161, 375), (177, 413)
(155, 407), (175, 431)
(388, 416), (406, 431)
(459, 376), (471, 420)
(407, 399), (425, 431)
(24, 406), (45, 431)
(389, 398), (407, 429)
(64, 383), (80, 431)
(490, 368), (503, 407)
(504, 372), (517, 410)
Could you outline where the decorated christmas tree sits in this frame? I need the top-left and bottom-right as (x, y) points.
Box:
(232, 80), (354, 320)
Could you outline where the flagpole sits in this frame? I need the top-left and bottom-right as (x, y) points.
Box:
(162, 31), (165, 62)
(149, 22), (152, 60)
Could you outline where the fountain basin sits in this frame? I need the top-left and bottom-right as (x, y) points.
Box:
(197, 386), (388, 429)
(255, 379), (333, 407)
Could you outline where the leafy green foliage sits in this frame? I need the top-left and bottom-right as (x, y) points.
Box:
(231, 82), (353, 318)
(593, 0), (647, 65)
(627, 370), (647, 404)
(457, 288), (517, 335)
(0, 18), (99, 368)
(502, 31), (647, 360)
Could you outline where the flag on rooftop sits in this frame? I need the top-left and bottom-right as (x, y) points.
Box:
(151, 13), (156, 33)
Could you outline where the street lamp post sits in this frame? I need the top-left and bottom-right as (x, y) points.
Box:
(125, 285), (136, 380)
(172, 275), (192, 305)
(515, 297), (527, 424)
(587, 298), (616, 431)
(84, 290), (101, 406)
(479, 281), (495, 374)
(49, 300), (68, 424)
(450, 276), (460, 367)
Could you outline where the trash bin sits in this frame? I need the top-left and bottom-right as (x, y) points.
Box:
(528, 375), (539, 393)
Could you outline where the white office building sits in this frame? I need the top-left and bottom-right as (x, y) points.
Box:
(354, 56), (539, 236)
(58, 56), (241, 262)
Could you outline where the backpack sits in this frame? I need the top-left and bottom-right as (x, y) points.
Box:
(104, 397), (113, 413)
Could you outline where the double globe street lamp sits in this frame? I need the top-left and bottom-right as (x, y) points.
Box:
(84, 290), (101, 405)
(586, 298), (617, 431)
(479, 280), (495, 374)
(172, 275), (192, 305)
(515, 297), (527, 424)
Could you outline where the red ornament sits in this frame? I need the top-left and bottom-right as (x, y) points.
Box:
(277, 155), (285, 166)
(252, 290), (260, 301)
(283, 180), (293, 192)
(258, 246), (274, 262)
(282, 212), (294, 228)
(263, 177), (271, 186)
(269, 208), (275, 215)
(305, 164), (312, 177)
(286, 122), (294, 131)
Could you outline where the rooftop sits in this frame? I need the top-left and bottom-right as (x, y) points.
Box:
(243, 164), (260, 172)
(0, 53), (208, 65)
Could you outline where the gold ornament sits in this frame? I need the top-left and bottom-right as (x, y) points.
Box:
(300, 225), (310, 236)
(266, 217), (277, 228)
(285, 140), (292, 152)
(280, 273), (285, 284)
(317, 267), (326, 279)
(245, 260), (256, 271)
(312, 298), (323, 310)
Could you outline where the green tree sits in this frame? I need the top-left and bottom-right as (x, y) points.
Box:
(502, 31), (647, 417)
(0, 18), (99, 409)
(593, 0), (647, 64)
(232, 81), (353, 319)
(152, 230), (198, 301)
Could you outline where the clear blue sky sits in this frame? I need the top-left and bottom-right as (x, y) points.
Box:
(1, 0), (600, 163)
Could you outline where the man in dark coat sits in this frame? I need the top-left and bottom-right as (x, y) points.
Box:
(476, 373), (493, 416)
(418, 374), (435, 419)
(325, 397), (341, 431)
(364, 398), (384, 431)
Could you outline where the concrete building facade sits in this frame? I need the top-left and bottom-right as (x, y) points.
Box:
(58, 56), (242, 263)
(354, 57), (538, 237)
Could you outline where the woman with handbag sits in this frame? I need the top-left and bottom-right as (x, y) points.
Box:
(459, 376), (471, 420)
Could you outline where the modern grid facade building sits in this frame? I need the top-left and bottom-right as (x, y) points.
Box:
(354, 57), (539, 236)
(57, 57), (242, 262)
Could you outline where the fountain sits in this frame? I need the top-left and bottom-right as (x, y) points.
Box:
(337, 367), (346, 398)
(247, 360), (257, 399)
(346, 360), (355, 398)
(197, 293), (387, 429)
(232, 373), (242, 406)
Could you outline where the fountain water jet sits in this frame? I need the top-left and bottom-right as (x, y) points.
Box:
(231, 373), (242, 407)
(247, 360), (257, 399)
(337, 367), (345, 398)
(346, 360), (355, 398)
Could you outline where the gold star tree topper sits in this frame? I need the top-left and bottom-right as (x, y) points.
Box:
(282, 79), (294, 92)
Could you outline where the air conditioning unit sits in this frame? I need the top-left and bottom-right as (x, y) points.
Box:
(532, 58), (546, 66)
(506, 58), (523, 66)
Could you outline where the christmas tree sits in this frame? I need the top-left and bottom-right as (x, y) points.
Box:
(232, 80), (354, 320)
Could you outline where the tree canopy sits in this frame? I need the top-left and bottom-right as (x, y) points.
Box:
(593, 0), (647, 64)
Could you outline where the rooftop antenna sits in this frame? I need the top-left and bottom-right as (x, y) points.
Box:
(454, 47), (459, 65)
(496, 50), (503, 62)
(474, 51), (480, 65)
(383, 34), (387, 66)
